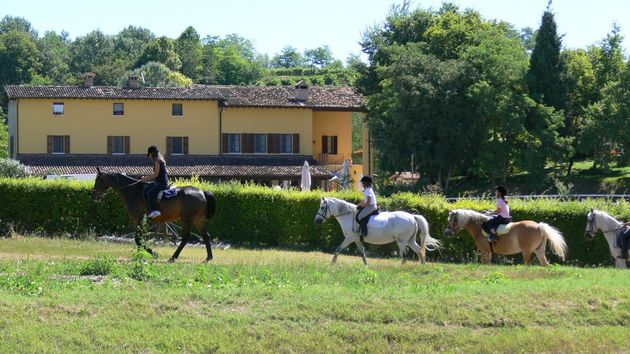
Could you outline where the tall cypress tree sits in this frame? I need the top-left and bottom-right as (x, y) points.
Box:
(527, 2), (567, 111)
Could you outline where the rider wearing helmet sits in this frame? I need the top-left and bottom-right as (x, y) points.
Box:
(482, 185), (511, 242)
(356, 175), (378, 238)
(141, 146), (169, 218)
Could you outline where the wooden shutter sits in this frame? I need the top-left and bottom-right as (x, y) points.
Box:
(166, 137), (172, 155)
(268, 134), (280, 154)
(107, 136), (113, 154)
(64, 135), (70, 154)
(322, 136), (328, 154)
(124, 136), (130, 154)
(222, 133), (228, 153)
(183, 137), (189, 155)
(292, 134), (300, 154)
(332, 136), (338, 154)
(47, 136), (53, 154)
(242, 133), (254, 154)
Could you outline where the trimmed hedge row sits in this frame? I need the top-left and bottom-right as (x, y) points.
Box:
(1, 178), (629, 265)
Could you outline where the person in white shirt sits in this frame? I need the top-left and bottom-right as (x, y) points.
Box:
(356, 175), (378, 237)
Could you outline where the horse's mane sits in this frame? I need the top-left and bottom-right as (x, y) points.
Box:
(592, 209), (624, 227)
(327, 197), (357, 215)
(102, 171), (145, 189)
(452, 209), (490, 225)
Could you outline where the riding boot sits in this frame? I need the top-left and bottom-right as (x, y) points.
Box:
(360, 224), (367, 242)
(488, 229), (499, 242)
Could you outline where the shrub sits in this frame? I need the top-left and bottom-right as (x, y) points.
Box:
(0, 178), (629, 266)
(0, 158), (30, 178)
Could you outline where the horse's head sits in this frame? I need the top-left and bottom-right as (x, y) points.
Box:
(585, 209), (597, 240)
(315, 197), (331, 225)
(92, 167), (112, 201)
(444, 210), (460, 237)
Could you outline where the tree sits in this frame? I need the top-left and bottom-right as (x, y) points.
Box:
(0, 31), (42, 85)
(120, 61), (192, 87)
(37, 31), (71, 84)
(135, 36), (181, 71)
(526, 4), (567, 111)
(69, 30), (115, 78)
(113, 26), (154, 63)
(271, 46), (303, 68)
(175, 26), (202, 81)
(304, 46), (333, 68)
(0, 16), (38, 38)
(200, 35), (264, 85)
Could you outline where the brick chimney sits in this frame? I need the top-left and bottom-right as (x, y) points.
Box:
(83, 72), (95, 88)
(127, 74), (140, 89)
(294, 80), (309, 101)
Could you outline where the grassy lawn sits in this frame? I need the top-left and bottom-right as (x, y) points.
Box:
(0, 237), (629, 353)
(447, 160), (630, 196)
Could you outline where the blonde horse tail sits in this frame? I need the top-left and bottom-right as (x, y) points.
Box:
(414, 215), (441, 252)
(539, 222), (567, 261)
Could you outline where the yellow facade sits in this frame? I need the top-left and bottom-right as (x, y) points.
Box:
(222, 107), (313, 154)
(11, 94), (369, 188)
(16, 98), (220, 154)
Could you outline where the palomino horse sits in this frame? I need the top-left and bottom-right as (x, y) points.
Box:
(92, 168), (217, 262)
(444, 209), (567, 265)
(314, 197), (441, 265)
(585, 209), (628, 269)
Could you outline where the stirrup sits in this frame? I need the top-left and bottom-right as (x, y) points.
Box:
(148, 210), (161, 218)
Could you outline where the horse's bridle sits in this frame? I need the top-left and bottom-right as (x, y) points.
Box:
(450, 212), (459, 231)
(316, 199), (354, 220)
(586, 212), (626, 239)
(316, 199), (331, 219)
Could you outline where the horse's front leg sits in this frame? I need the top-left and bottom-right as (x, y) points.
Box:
(332, 237), (354, 264)
(133, 217), (156, 258)
(355, 240), (368, 265)
(480, 250), (492, 264)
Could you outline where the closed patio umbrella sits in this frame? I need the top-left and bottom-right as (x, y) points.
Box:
(300, 160), (311, 191)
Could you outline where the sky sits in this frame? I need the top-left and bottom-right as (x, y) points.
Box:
(2, 0), (630, 61)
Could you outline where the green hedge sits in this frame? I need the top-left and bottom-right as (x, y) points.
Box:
(0, 178), (629, 266)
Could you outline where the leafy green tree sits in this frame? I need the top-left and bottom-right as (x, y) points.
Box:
(271, 46), (303, 68)
(69, 30), (115, 80)
(175, 26), (202, 81)
(120, 61), (192, 87)
(0, 30), (42, 85)
(200, 34), (264, 85)
(527, 4), (566, 111)
(0, 16), (37, 38)
(37, 31), (71, 84)
(135, 36), (181, 71)
(113, 26), (154, 63)
(304, 46), (333, 68)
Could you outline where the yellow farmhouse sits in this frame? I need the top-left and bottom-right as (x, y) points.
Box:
(4, 76), (369, 189)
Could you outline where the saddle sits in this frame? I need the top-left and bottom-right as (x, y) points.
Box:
(157, 187), (178, 201)
(356, 208), (380, 238)
(481, 218), (513, 237)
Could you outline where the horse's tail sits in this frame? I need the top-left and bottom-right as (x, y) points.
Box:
(204, 191), (217, 220)
(539, 222), (567, 261)
(414, 215), (441, 252)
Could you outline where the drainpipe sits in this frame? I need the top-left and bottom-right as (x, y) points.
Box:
(15, 99), (19, 158)
(219, 101), (224, 155)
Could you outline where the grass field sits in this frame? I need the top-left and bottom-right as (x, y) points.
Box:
(0, 237), (629, 353)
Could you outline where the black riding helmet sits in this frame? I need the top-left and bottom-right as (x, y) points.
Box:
(147, 145), (159, 157)
(495, 185), (507, 197)
(360, 175), (373, 184)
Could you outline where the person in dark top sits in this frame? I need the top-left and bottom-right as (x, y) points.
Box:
(617, 221), (630, 260)
(142, 145), (169, 218)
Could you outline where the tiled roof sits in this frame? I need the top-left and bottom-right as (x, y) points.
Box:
(17, 154), (333, 179)
(214, 85), (365, 111)
(3, 85), (225, 101)
(3, 85), (365, 110)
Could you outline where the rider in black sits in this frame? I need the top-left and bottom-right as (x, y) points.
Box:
(617, 221), (630, 259)
(142, 145), (169, 218)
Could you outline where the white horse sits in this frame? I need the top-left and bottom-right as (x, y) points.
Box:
(314, 197), (441, 265)
(585, 209), (629, 269)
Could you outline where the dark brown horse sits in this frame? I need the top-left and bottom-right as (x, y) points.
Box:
(91, 168), (217, 262)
